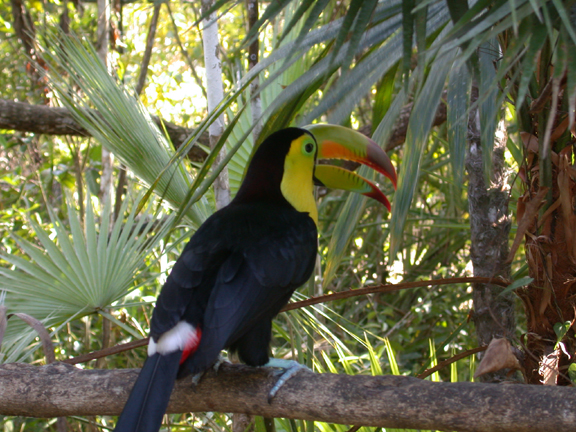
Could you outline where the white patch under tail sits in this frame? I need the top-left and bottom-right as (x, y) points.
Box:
(148, 321), (200, 356)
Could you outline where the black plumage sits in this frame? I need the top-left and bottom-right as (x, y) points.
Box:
(115, 128), (318, 432)
(156, 200), (317, 374)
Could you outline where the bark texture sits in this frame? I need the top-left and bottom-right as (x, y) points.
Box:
(11, 0), (35, 58)
(135, 3), (161, 96)
(466, 102), (515, 380)
(96, 0), (114, 205)
(1, 97), (447, 157)
(201, 0), (230, 209)
(246, 0), (262, 142)
(1, 362), (575, 432)
(0, 99), (209, 162)
(517, 140), (576, 384)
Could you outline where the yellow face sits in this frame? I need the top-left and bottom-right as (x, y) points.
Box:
(280, 134), (318, 225)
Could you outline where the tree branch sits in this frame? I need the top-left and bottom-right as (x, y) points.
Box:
(0, 362), (575, 432)
(60, 277), (507, 366)
(282, 276), (508, 311)
(385, 91), (447, 151)
(0, 99), (209, 162)
(63, 337), (149, 365)
(166, 3), (208, 100)
(1, 95), (447, 160)
(135, 3), (161, 96)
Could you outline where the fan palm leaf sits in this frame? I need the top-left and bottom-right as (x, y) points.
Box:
(0, 195), (173, 361)
(38, 31), (211, 228)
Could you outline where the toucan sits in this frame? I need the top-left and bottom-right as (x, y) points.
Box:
(114, 125), (397, 432)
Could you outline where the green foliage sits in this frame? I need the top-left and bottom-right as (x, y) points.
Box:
(447, 60), (471, 187)
(0, 194), (173, 362)
(390, 47), (457, 258)
(39, 30), (211, 228)
(3, 0), (574, 429)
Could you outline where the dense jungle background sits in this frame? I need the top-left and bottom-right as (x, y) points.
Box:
(1, 0), (576, 430)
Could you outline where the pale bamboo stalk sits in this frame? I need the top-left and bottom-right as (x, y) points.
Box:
(201, 0), (230, 210)
(246, 0), (262, 141)
(97, 0), (114, 207)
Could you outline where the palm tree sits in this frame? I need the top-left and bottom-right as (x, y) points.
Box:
(219, 0), (576, 384)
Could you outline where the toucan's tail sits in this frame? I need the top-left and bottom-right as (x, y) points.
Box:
(114, 351), (181, 432)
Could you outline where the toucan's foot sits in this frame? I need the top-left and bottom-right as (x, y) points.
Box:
(191, 370), (204, 387)
(213, 354), (228, 373)
(191, 355), (228, 386)
(264, 359), (310, 403)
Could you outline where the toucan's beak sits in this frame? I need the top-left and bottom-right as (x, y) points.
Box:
(304, 124), (397, 211)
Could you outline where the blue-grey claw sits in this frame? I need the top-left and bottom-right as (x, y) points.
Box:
(264, 358), (310, 403)
(192, 355), (228, 386)
(213, 354), (228, 373)
(191, 370), (204, 387)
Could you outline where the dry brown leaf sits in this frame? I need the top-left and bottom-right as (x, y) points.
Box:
(557, 158), (575, 259)
(550, 116), (570, 143)
(521, 132), (539, 153)
(539, 287), (553, 316)
(507, 187), (549, 263)
(527, 152), (536, 170)
(540, 347), (560, 385)
(538, 255), (554, 316)
(0, 306), (6, 353)
(521, 131), (560, 165)
(558, 144), (572, 159)
(517, 194), (526, 221)
(538, 197), (562, 230)
(570, 214), (576, 261)
(552, 151), (560, 166)
(518, 166), (528, 183)
(526, 244), (536, 270)
(474, 338), (522, 378)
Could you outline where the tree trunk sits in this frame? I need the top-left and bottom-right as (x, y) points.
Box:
(201, 0), (230, 209)
(135, 4), (161, 97)
(466, 93), (515, 381)
(246, 0), (262, 142)
(97, 0), (114, 206)
(516, 142), (576, 384)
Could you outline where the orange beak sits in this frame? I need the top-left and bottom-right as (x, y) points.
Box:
(304, 124), (397, 210)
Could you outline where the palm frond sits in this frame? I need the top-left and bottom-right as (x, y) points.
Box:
(447, 59), (471, 186)
(389, 47), (457, 258)
(38, 31), (211, 228)
(0, 194), (173, 360)
(478, 40), (501, 179)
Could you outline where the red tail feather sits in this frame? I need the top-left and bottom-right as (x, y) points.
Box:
(180, 328), (202, 364)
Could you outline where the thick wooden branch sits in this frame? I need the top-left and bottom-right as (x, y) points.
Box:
(384, 91), (447, 151)
(1, 96), (447, 158)
(0, 99), (209, 162)
(1, 362), (574, 432)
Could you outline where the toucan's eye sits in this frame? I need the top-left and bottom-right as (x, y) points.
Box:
(304, 142), (314, 154)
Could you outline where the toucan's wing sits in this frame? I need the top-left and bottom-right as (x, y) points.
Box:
(149, 214), (226, 339)
(151, 202), (316, 336)
(243, 207), (318, 288)
(181, 203), (317, 373)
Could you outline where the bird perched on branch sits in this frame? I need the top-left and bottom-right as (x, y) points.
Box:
(114, 125), (397, 432)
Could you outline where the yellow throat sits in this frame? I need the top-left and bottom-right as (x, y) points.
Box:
(280, 135), (318, 225)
